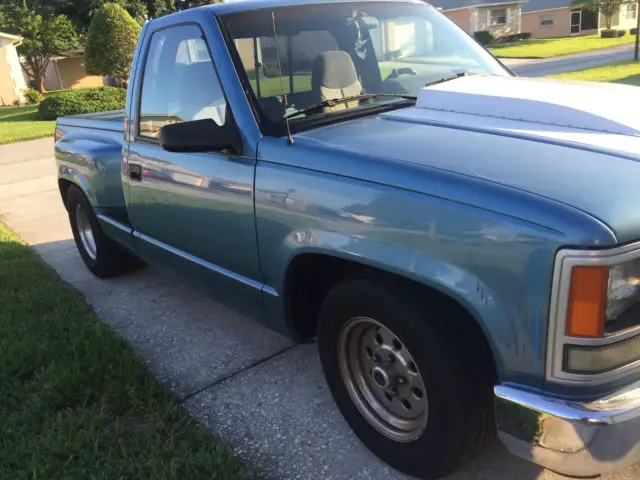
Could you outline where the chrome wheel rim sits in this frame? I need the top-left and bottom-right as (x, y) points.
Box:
(75, 204), (97, 260)
(338, 317), (428, 442)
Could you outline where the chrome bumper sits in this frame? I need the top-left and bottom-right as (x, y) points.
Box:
(495, 382), (640, 477)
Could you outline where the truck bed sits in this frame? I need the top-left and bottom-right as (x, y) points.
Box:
(55, 109), (127, 221)
(56, 109), (125, 133)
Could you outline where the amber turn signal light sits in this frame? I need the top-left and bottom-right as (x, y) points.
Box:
(565, 266), (608, 338)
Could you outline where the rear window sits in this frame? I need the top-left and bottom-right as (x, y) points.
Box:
(234, 31), (338, 99)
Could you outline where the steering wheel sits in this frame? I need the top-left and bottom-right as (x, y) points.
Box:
(386, 67), (419, 79)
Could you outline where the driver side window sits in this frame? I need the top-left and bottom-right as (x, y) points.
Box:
(138, 24), (227, 139)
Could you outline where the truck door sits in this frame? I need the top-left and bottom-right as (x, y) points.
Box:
(125, 21), (263, 319)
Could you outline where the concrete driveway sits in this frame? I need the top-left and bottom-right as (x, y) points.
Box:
(1, 137), (638, 480)
(504, 44), (634, 77)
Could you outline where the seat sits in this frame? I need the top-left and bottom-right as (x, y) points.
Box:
(311, 51), (362, 113)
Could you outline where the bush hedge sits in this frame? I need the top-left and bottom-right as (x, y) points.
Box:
(601, 29), (626, 38)
(474, 30), (494, 45)
(631, 27), (638, 35)
(24, 88), (43, 105)
(38, 87), (126, 120)
(493, 32), (533, 44)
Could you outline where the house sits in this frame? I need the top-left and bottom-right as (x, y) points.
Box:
(0, 31), (28, 106)
(23, 50), (104, 92)
(521, 0), (638, 37)
(434, 0), (526, 36)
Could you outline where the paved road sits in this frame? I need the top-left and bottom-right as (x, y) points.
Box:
(503, 44), (635, 77)
(2, 137), (639, 480)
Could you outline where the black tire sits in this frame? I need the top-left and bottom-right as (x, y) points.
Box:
(66, 185), (142, 279)
(317, 276), (491, 479)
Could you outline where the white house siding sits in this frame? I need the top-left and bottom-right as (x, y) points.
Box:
(0, 36), (27, 105)
(470, 4), (522, 36)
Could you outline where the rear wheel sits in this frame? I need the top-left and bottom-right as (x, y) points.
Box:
(317, 276), (490, 479)
(66, 185), (142, 278)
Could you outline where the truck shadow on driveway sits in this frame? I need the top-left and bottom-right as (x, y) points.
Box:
(26, 237), (640, 480)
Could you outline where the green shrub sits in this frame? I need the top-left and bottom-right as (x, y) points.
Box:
(493, 32), (533, 44)
(43, 89), (73, 98)
(24, 88), (43, 105)
(38, 87), (126, 120)
(85, 3), (141, 80)
(601, 29), (626, 38)
(474, 30), (494, 45)
(631, 27), (638, 35)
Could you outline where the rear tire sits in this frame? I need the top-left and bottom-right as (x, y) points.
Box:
(66, 185), (142, 278)
(317, 276), (490, 479)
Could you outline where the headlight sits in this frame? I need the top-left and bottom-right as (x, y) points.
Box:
(607, 260), (640, 325)
(547, 245), (640, 384)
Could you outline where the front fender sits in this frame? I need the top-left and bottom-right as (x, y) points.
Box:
(280, 230), (519, 382)
(255, 161), (564, 389)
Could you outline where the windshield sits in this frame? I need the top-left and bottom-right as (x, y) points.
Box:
(221, 1), (510, 132)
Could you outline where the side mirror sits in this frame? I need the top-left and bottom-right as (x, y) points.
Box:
(159, 118), (243, 155)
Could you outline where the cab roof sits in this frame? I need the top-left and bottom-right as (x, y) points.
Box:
(200, 0), (424, 16)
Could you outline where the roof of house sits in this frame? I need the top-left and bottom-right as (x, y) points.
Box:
(521, 0), (569, 13)
(0, 31), (22, 45)
(431, 0), (525, 10)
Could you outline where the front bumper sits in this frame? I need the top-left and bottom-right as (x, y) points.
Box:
(495, 382), (640, 477)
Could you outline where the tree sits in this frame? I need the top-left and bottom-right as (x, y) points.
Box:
(176, 0), (217, 10)
(85, 3), (141, 82)
(635, 0), (640, 61)
(28, 0), (148, 32)
(572, 0), (632, 29)
(0, 3), (79, 92)
(145, 0), (176, 17)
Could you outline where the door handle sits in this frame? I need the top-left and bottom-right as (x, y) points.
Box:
(129, 163), (142, 181)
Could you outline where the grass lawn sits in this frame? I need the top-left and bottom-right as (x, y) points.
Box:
(0, 105), (55, 145)
(0, 223), (246, 479)
(250, 74), (312, 97)
(547, 60), (640, 86)
(489, 34), (636, 59)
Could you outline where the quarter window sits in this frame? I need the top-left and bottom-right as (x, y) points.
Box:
(138, 24), (227, 138)
(489, 8), (507, 26)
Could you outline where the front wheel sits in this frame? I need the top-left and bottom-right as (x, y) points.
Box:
(317, 277), (490, 479)
(66, 185), (142, 278)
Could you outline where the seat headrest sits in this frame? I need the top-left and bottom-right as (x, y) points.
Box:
(312, 51), (358, 90)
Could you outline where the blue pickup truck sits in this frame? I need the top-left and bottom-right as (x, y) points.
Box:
(54, 0), (640, 478)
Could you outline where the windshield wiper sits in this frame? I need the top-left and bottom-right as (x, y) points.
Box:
(283, 93), (416, 121)
(425, 71), (472, 87)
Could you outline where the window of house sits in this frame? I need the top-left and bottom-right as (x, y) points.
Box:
(626, 2), (637, 19)
(138, 24), (227, 138)
(489, 8), (507, 26)
(540, 14), (554, 27)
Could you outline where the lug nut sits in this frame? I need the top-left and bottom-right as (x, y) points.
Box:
(397, 376), (407, 385)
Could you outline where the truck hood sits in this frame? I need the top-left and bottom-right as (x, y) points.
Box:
(297, 75), (640, 244)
